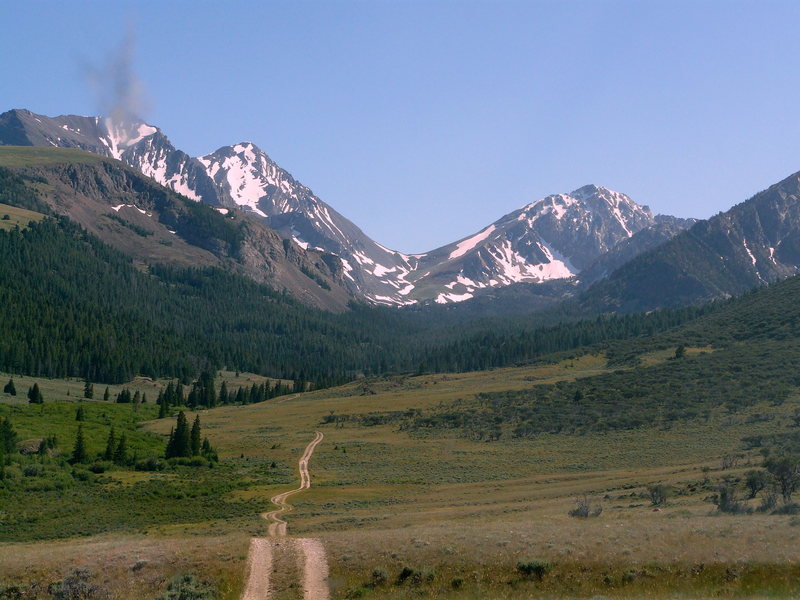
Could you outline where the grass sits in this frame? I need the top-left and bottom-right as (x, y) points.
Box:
(0, 146), (111, 168)
(3, 356), (800, 597)
(0, 202), (45, 230)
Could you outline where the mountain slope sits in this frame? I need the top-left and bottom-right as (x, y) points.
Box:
(579, 169), (800, 313)
(0, 146), (353, 311)
(0, 109), (695, 307)
(407, 185), (691, 303)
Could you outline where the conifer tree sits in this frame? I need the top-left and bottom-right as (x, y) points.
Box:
(104, 427), (116, 461)
(113, 433), (127, 465)
(75, 405), (85, 421)
(83, 379), (93, 399)
(165, 426), (176, 458)
(166, 412), (191, 458)
(158, 391), (168, 418)
(0, 417), (17, 454)
(3, 378), (15, 396)
(218, 381), (228, 406)
(103, 386), (110, 402)
(190, 415), (201, 456)
(27, 383), (43, 404)
(71, 424), (87, 464)
(176, 383), (185, 406)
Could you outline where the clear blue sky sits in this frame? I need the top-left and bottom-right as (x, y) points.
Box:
(3, 1), (800, 253)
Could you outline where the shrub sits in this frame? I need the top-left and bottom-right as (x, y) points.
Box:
(22, 464), (43, 477)
(714, 482), (748, 514)
(646, 484), (670, 506)
(569, 495), (602, 518)
(156, 574), (215, 600)
(517, 560), (552, 581)
(135, 457), (165, 472)
(773, 502), (800, 515)
(745, 470), (771, 498)
(759, 486), (779, 512)
(369, 569), (388, 587)
(396, 566), (423, 586)
(48, 569), (106, 600)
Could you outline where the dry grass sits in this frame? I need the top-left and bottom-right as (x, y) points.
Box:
(0, 533), (249, 600)
(4, 356), (799, 597)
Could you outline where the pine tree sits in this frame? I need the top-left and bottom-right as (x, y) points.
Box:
(166, 412), (191, 458)
(75, 405), (85, 421)
(165, 426), (176, 459)
(27, 383), (43, 404)
(3, 378), (15, 396)
(113, 433), (127, 465)
(104, 427), (117, 461)
(71, 424), (87, 464)
(0, 417), (17, 454)
(218, 381), (228, 405)
(190, 415), (201, 456)
(176, 383), (185, 406)
(103, 386), (110, 402)
(83, 379), (93, 399)
(158, 391), (167, 418)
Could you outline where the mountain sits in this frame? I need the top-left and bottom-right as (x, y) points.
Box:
(577, 214), (697, 286)
(0, 146), (353, 311)
(0, 109), (693, 306)
(404, 185), (693, 304)
(578, 168), (800, 313)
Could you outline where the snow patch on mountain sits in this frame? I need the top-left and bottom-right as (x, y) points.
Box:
(449, 225), (496, 260)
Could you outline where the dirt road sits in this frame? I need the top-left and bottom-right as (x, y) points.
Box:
(241, 432), (329, 600)
(264, 431), (325, 537)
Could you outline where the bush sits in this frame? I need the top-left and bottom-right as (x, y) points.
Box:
(714, 482), (748, 514)
(759, 486), (779, 512)
(157, 574), (215, 600)
(88, 462), (111, 474)
(646, 484), (670, 506)
(369, 569), (388, 587)
(745, 469), (771, 498)
(135, 457), (165, 472)
(517, 560), (552, 581)
(396, 566), (424, 586)
(772, 502), (800, 515)
(48, 569), (106, 599)
(22, 464), (43, 477)
(569, 495), (602, 518)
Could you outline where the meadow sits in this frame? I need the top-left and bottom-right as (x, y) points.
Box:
(2, 352), (800, 599)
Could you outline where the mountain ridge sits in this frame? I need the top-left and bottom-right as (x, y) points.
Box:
(0, 108), (694, 306)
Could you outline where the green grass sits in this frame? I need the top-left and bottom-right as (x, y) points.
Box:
(0, 146), (111, 168)
(3, 357), (800, 597)
(0, 202), (45, 230)
(0, 373), (296, 542)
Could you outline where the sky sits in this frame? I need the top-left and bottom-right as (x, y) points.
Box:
(3, 0), (800, 253)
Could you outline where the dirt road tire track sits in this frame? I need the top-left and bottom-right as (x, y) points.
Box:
(241, 431), (327, 600)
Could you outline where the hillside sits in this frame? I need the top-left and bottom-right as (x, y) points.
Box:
(577, 168), (800, 313)
(0, 146), (353, 311)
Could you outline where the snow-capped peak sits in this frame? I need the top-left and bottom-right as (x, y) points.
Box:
(101, 117), (158, 160)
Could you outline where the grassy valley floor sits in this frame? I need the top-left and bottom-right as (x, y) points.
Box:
(3, 355), (800, 598)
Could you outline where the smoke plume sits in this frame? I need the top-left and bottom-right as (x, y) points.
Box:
(85, 24), (149, 128)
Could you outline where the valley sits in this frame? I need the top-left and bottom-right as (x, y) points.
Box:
(3, 328), (800, 598)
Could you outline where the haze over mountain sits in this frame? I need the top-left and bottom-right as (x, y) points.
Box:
(0, 108), (697, 307)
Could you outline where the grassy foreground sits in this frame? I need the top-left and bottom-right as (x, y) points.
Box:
(2, 355), (800, 598)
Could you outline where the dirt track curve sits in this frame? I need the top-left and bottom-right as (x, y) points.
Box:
(241, 431), (329, 600)
(264, 431), (325, 537)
